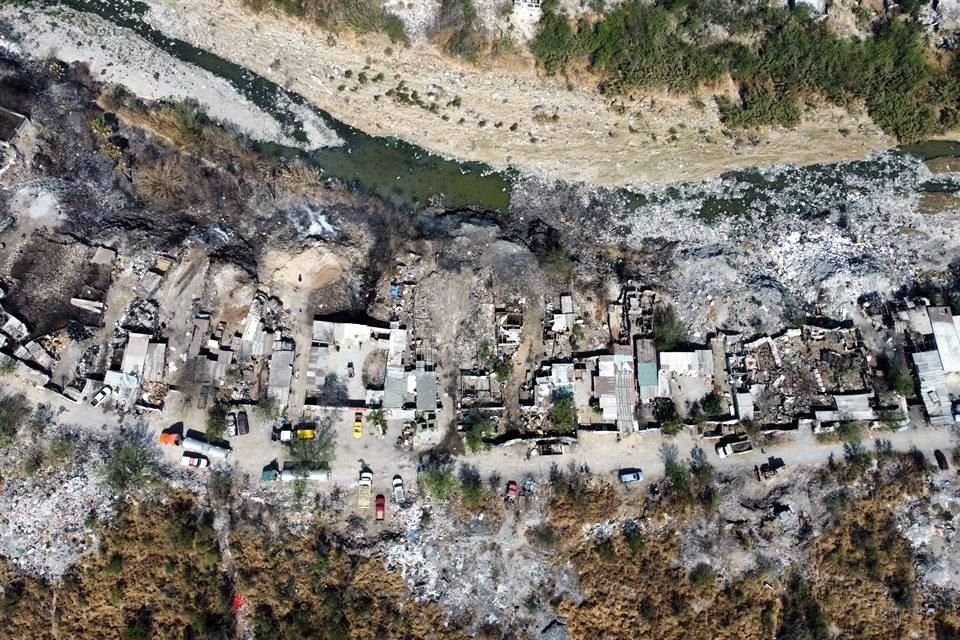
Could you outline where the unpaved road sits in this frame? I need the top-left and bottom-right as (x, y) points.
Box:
(3, 367), (955, 499)
(144, 0), (892, 188)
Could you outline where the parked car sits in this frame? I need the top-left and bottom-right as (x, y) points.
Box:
(159, 432), (181, 446)
(236, 411), (250, 436)
(358, 470), (373, 509)
(505, 480), (519, 499)
(90, 386), (112, 407)
(180, 454), (209, 468)
(935, 449), (950, 471)
(375, 494), (386, 521)
(226, 412), (237, 436)
(392, 475), (405, 503)
(272, 427), (293, 442)
(618, 468), (644, 484)
(295, 428), (316, 440)
(353, 413), (363, 439)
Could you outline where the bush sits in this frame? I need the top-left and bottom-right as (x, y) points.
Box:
(0, 393), (30, 447)
(653, 305), (687, 351)
(550, 395), (577, 433)
(243, 0), (408, 44)
(528, 1), (960, 141)
(103, 439), (158, 492)
(689, 562), (716, 588)
(463, 416), (494, 453)
(206, 402), (228, 440)
(419, 465), (456, 500)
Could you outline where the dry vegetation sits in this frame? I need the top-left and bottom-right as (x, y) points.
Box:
(229, 520), (463, 640)
(1, 450), (959, 639)
(1, 492), (232, 640)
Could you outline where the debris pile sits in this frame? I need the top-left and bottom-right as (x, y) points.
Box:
(0, 464), (114, 579)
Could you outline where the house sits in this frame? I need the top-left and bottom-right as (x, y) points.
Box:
(635, 338), (658, 401)
(133, 270), (163, 299)
(143, 342), (167, 383)
(591, 344), (638, 432)
(121, 332), (151, 378)
(415, 359), (438, 412)
(267, 340), (295, 406)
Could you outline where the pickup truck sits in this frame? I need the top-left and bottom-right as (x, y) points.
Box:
(717, 440), (753, 458)
(392, 475), (405, 503)
(228, 412), (250, 437)
(358, 470), (373, 509)
(375, 495), (386, 521)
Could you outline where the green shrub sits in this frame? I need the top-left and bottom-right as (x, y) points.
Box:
(550, 395), (577, 433)
(420, 465), (456, 500)
(689, 562), (716, 588)
(464, 417), (494, 453)
(528, 1), (960, 141)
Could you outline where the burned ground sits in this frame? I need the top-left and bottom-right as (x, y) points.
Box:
(3, 234), (109, 337)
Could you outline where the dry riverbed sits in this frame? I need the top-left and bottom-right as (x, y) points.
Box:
(145, 0), (892, 187)
(0, 3), (341, 150)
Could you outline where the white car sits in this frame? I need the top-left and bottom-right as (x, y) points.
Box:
(91, 386), (112, 407)
(392, 475), (405, 503)
(180, 454), (209, 468)
(226, 412), (237, 436)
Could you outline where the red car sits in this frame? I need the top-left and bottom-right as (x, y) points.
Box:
(375, 495), (386, 521)
(505, 480), (518, 500)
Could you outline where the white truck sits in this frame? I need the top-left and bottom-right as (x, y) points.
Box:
(358, 470), (373, 509)
(717, 439), (754, 458)
(182, 437), (232, 460)
(281, 469), (330, 482)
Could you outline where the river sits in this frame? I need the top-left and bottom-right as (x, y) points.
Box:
(19, 0), (960, 218)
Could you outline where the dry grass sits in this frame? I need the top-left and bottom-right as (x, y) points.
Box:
(278, 160), (324, 196)
(134, 160), (191, 204)
(1, 492), (232, 640)
(228, 518), (467, 639)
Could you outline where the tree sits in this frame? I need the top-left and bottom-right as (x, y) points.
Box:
(700, 391), (724, 417)
(102, 425), (159, 491)
(288, 420), (336, 467)
(419, 464), (455, 500)
(255, 397), (280, 421)
(316, 374), (349, 406)
(206, 401), (228, 440)
(0, 392), (30, 447)
(653, 305), (687, 351)
(550, 395), (577, 433)
(367, 409), (386, 436)
(463, 413), (494, 452)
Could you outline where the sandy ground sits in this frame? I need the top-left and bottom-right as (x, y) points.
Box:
(144, 0), (892, 187)
(0, 4), (341, 150)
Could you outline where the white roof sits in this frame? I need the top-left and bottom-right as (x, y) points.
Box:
(659, 350), (713, 377)
(930, 307), (960, 373)
(122, 333), (151, 377)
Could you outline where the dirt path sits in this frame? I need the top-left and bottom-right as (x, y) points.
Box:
(145, 0), (892, 188)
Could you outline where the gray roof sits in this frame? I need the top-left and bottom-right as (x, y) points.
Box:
(383, 366), (406, 409)
(416, 362), (438, 412)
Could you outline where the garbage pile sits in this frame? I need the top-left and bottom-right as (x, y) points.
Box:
(0, 467), (114, 579)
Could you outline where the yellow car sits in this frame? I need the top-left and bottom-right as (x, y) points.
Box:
(353, 413), (363, 439)
(295, 428), (315, 440)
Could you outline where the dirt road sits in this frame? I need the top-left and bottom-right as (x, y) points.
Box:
(467, 422), (958, 486)
(144, 0), (892, 188)
(3, 367), (955, 498)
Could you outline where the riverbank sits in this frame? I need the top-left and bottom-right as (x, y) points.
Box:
(145, 0), (892, 188)
(0, 4), (342, 150)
